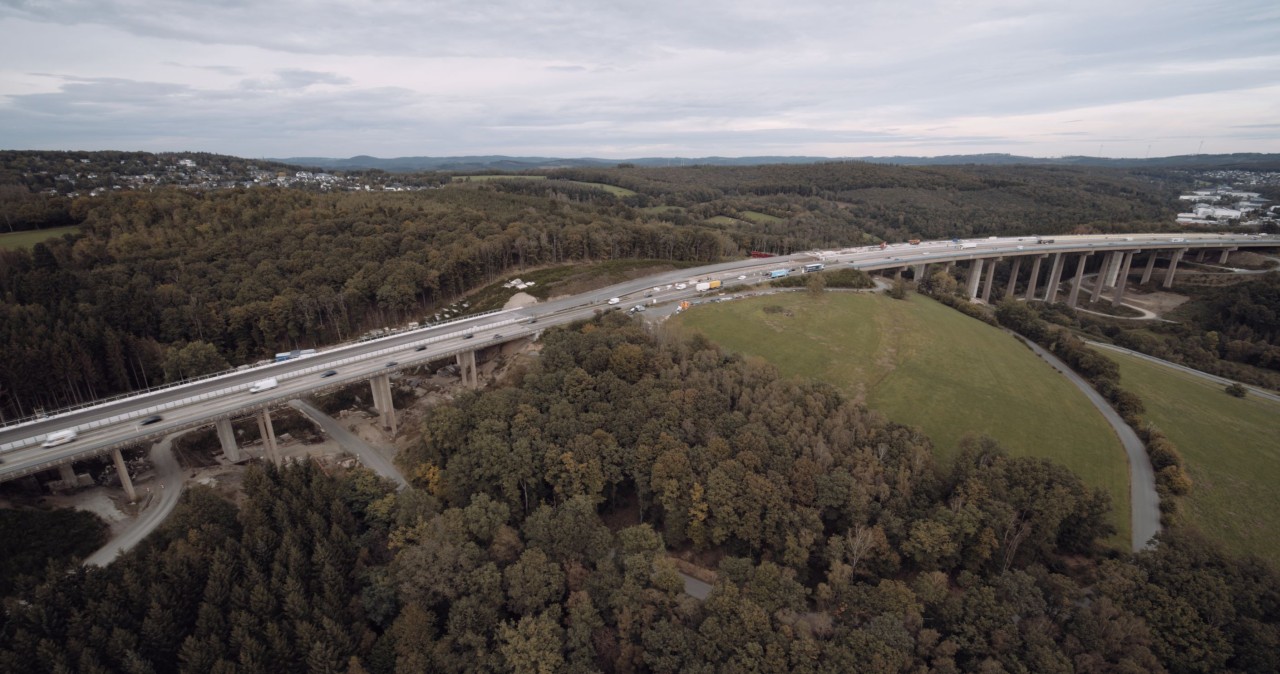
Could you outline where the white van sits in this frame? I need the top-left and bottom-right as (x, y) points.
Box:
(42, 429), (78, 447)
(607, 298), (620, 305)
(249, 377), (279, 393)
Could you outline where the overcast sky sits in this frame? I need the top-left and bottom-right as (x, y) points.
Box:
(2, 0), (1278, 159)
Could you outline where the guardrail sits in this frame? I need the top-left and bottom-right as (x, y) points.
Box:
(0, 308), (510, 432)
(0, 315), (522, 455)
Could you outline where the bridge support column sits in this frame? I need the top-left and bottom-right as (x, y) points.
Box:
(112, 447), (137, 502)
(1067, 253), (1091, 308)
(1163, 249), (1187, 288)
(370, 374), (397, 436)
(257, 409), (279, 466)
(1044, 253), (1066, 304)
(1219, 247), (1236, 264)
(1112, 252), (1136, 307)
(216, 418), (242, 463)
(456, 350), (478, 389)
(1104, 252), (1122, 287)
(966, 258), (985, 300)
(894, 268), (903, 281)
(1005, 257), (1022, 298)
(1195, 249), (1207, 262)
(1091, 252), (1114, 303)
(1025, 255), (1045, 301)
(980, 259), (997, 303)
(1141, 251), (1158, 284)
(912, 264), (927, 280)
(58, 462), (77, 484)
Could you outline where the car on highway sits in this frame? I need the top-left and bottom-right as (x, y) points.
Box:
(415, 345), (427, 351)
(320, 370), (338, 378)
(528, 317), (538, 324)
(492, 334), (502, 339)
(42, 429), (78, 447)
(137, 415), (163, 428)
(675, 283), (687, 290)
(385, 361), (398, 367)
(737, 275), (746, 280)
(463, 333), (474, 339)
(607, 297), (620, 305)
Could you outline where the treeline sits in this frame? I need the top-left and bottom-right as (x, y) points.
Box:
(538, 162), (1179, 244)
(6, 317), (1280, 672)
(0, 186), (737, 419)
(1081, 274), (1280, 388)
(994, 300), (1195, 521)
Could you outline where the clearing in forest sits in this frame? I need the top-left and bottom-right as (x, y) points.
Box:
(677, 291), (1131, 545)
(1104, 348), (1280, 559)
(0, 225), (81, 250)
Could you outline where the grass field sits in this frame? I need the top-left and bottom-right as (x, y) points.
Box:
(0, 226), (81, 250)
(450, 175), (636, 196)
(705, 215), (749, 226)
(676, 292), (1132, 544)
(1104, 349), (1280, 558)
(740, 211), (783, 224)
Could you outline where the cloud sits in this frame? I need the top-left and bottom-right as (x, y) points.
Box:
(1, 0), (1279, 156)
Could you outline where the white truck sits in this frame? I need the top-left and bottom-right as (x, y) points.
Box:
(42, 429), (78, 447)
(249, 377), (279, 393)
(607, 297), (620, 305)
(960, 243), (978, 250)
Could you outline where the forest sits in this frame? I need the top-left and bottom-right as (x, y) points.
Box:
(3, 315), (1278, 673)
(0, 154), (1197, 421)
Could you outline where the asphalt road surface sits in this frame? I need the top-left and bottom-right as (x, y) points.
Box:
(84, 433), (183, 566)
(1015, 334), (1161, 551)
(289, 399), (408, 490)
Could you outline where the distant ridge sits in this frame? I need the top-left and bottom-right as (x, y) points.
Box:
(273, 153), (1280, 172)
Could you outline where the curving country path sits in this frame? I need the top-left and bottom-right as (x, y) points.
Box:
(1010, 333), (1161, 551)
(1086, 341), (1280, 404)
(84, 433), (184, 566)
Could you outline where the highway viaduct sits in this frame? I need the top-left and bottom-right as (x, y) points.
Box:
(1, 232), (1274, 503)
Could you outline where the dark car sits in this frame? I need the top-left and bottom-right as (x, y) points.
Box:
(320, 370), (338, 378)
(528, 317), (538, 324)
(492, 334), (502, 339)
(138, 415), (163, 427)
(385, 361), (398, 367)
(463, 333), (474, 339)
(415, 345), (427, 351)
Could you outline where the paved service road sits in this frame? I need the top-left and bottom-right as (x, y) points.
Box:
(1014, 334), (1160, 551)
(85, 433), (184, 566)
(1087, 341), (1280, 404)
(289, 400), (408, 490)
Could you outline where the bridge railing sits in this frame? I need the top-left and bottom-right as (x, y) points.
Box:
(0, 316), (523, 454)
(0, 308), (509, 433)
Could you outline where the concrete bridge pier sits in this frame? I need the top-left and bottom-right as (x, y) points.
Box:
(1067, 253), (1091, 308)
(1044, 253), (1066, 304)
(1111, 252), (1137, 307)
(1091, 252), (1114, 303)
(456, 350), (479, 389)
(1195, 249), (1207, 262)
(257, 409), (279, 466)
(894, 268), (903, 281)
(1104, 252), (1122, 288)
(1163, 249), (1187, 288)
(58, 462), (77, 484)
(1005, 257), (1022, 298)
(1141, 252), (1158, 284)
(913, 263), (927, 280)
(980, 259), (998, 303)
(1219, 247), (1236, 264)
(1024, 255), (1046, 301)
(215, 418), (242, 462)
(112, 447), (137, 502)
(966, 258), (985, 300)
(370, 374), (397, 436)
